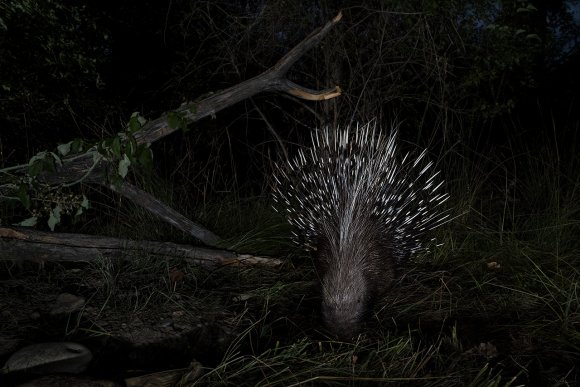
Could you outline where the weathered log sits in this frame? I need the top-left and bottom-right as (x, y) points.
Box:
(105, 181), (221, 246)
(0, 227), (282, 268)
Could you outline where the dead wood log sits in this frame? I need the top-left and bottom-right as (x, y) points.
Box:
(105, 181), (221, 246)
(0, 227), (282, 268)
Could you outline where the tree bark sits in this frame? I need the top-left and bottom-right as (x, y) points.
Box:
(105, 181), (221, 246)
(0, 227), (282, 268)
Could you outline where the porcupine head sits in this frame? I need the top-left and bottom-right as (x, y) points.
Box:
(316, 199), (397, 338)
(273, 122), (450, 338)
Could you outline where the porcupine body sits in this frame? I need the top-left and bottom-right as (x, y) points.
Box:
(272, 121), (450, 337)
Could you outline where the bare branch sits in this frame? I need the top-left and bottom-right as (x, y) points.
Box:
(28, 12), (343, 186)
(106, 181), (221, 246)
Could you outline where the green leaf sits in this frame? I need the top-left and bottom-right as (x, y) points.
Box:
(17, 216), (38, 227)
(128, 118), (138, 132)
(129, 136), (138, 156)
(48, 205), (62, 231)
(111, 136), (122, 158)
(189, 104), (198, 115)
(28, 160), (44, 177)
(49, 152), (62, 167)
(128, 112), (145, 132)
(75, 195), (90, 216)
(136, 146), (153, 169)
(166, 110), (189, 133)
(71, 138), (84, 153)
(118, 154), (131, 178)
(167, 111), (180, 129)
(29, 151), (47, 165)
(81, 195), (90, 209)
(17, 185), (30, 209)
(128, 117), (140, 132)
(42, 157), (56, 173)
(57, 142), (72, 156)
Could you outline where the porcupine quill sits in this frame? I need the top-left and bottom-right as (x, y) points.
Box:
(273, 121), (451, 338)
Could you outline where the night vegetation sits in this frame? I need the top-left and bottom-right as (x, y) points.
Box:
(1, 0), (578, 385)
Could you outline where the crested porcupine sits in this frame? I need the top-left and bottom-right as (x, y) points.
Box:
(272, 121), (451, 337)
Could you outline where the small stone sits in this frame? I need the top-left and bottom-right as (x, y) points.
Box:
(3, 342), (92, 374)
(50, 293), (86, 316)
(29, 311), (41, 320)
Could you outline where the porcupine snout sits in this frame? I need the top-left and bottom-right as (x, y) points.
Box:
(316, 222), (396, 338)
(320, 262), (396, 337)
(320, 265), (370, 338)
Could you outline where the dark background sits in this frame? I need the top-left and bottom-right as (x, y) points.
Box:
(1, 0), (579, 205)
(1, 2), (579, 384)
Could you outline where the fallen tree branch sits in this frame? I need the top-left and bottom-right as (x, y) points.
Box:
(21, 11), (343, 186)
(105, 181), (221, 246)
(1, 12), (343, 253)
(0, 227), (282, 268)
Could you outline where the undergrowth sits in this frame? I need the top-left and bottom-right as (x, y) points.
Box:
(1, 120), (577, 386)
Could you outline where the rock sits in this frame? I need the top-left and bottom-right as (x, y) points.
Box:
(2, 342), (93, 374)
(50, 293), (86, 315)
